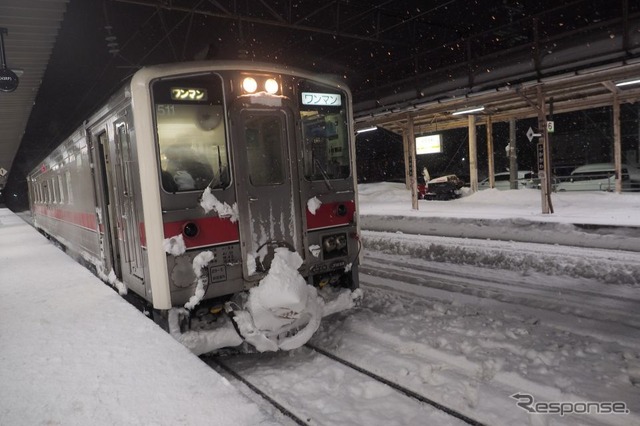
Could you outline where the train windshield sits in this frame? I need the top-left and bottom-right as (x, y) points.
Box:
(298, 81), (350, 181)
(152, 74), (229, 193)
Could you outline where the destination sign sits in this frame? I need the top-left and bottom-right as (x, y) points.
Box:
(171, 87), (207, 101)
(301, 92), (342, 106)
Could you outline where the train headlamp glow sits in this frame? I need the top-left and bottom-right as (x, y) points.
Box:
(264, 78), (279, 94)
(242, 77), (258, 93)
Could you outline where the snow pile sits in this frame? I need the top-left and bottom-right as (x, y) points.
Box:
(168, 308), (243, 356)
(246, 253), (257, 275)
(309, 244), (321, 257)
(233, 248), (322, 352)
(184, 251), (215, 310)
(319, 286), (363, 317)
(96, 267), (127, 295)
(307, 196), (322, 214)
(163, 233), (186, 256)
(363, 230), (640, 284)
(200, 186), (239, 222)
(358, 181), (640, 227)
(107, 269), (127, 295)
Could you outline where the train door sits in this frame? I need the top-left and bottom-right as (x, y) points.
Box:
(90, 130), (121, 278)
(231, 106), (303, 280)
(113, 119), (145, 285)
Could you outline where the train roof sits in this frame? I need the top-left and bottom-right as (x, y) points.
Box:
(28, 60), (352, 179)
(129, 60), (351, 92)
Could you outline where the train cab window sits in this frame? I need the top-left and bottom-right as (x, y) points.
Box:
(152, 74), (229, 193)
(244, 114), (285, 186)
(298, 81), (350, 181)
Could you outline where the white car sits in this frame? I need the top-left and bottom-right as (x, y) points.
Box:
(555, 163), (632, 192)
(479, 171), (535, 190)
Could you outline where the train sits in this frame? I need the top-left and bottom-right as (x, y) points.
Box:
(27, 61), (362, 354)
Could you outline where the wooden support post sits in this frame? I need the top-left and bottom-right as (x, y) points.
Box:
(486, 115), (494, 188)
(613, 91), (622, 193)
(509, 118), (517, 189)
(536, 86), (553, 214)
(407, 116), (419, 210)
(402, 129), (410, 190)
(468, 114), (478, 192)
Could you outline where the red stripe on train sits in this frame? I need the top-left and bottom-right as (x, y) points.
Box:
(306, 201), (355, 230)
(139, 216), (240, 249)
(33, 205), (98, 232)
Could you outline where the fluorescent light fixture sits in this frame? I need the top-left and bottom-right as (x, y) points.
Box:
(356, 126), (377, 134)
(452, 106), (485, 115)
(615, 78), (640, 87)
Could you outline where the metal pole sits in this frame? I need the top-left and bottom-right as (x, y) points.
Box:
(0, 28), (8, 68)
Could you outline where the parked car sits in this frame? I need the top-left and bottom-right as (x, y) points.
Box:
(555, 163), (632, 192)
(419, 174), (464, 200)
(478, 171), (535, 190)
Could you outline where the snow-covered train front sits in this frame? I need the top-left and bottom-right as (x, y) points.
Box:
(27, 61), (361, 353)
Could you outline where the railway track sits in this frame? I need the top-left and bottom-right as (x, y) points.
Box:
(206, 345), (484, 426)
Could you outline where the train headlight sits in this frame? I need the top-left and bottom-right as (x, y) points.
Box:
(264, 78), (279, 94)
(242, 77), (257, 93)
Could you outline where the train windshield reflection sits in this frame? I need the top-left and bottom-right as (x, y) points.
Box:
(299, 83), (350, 181)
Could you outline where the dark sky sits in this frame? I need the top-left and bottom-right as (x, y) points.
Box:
(3, 0), (626, 208)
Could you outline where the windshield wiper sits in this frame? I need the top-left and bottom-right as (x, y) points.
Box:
(314, 159), (333, 191)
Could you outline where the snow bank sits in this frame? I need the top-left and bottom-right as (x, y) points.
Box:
(233, 248), (322, 352)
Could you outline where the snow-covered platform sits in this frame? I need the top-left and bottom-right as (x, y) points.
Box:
(359, 183), (640, 252)
(0, 208), (277, 425)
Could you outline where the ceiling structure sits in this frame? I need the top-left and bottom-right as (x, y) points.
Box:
(354, 61), (640, 136)
(351, 1), (640, 135)
(1, 0), (639, 203)
(0, 0), (68, 191)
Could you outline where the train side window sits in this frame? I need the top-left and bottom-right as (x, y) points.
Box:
(50, 178), (56, 204)
(44, 181), (50, 204)
(58, 174), (65, 204)
(152, 74), (229, 193)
